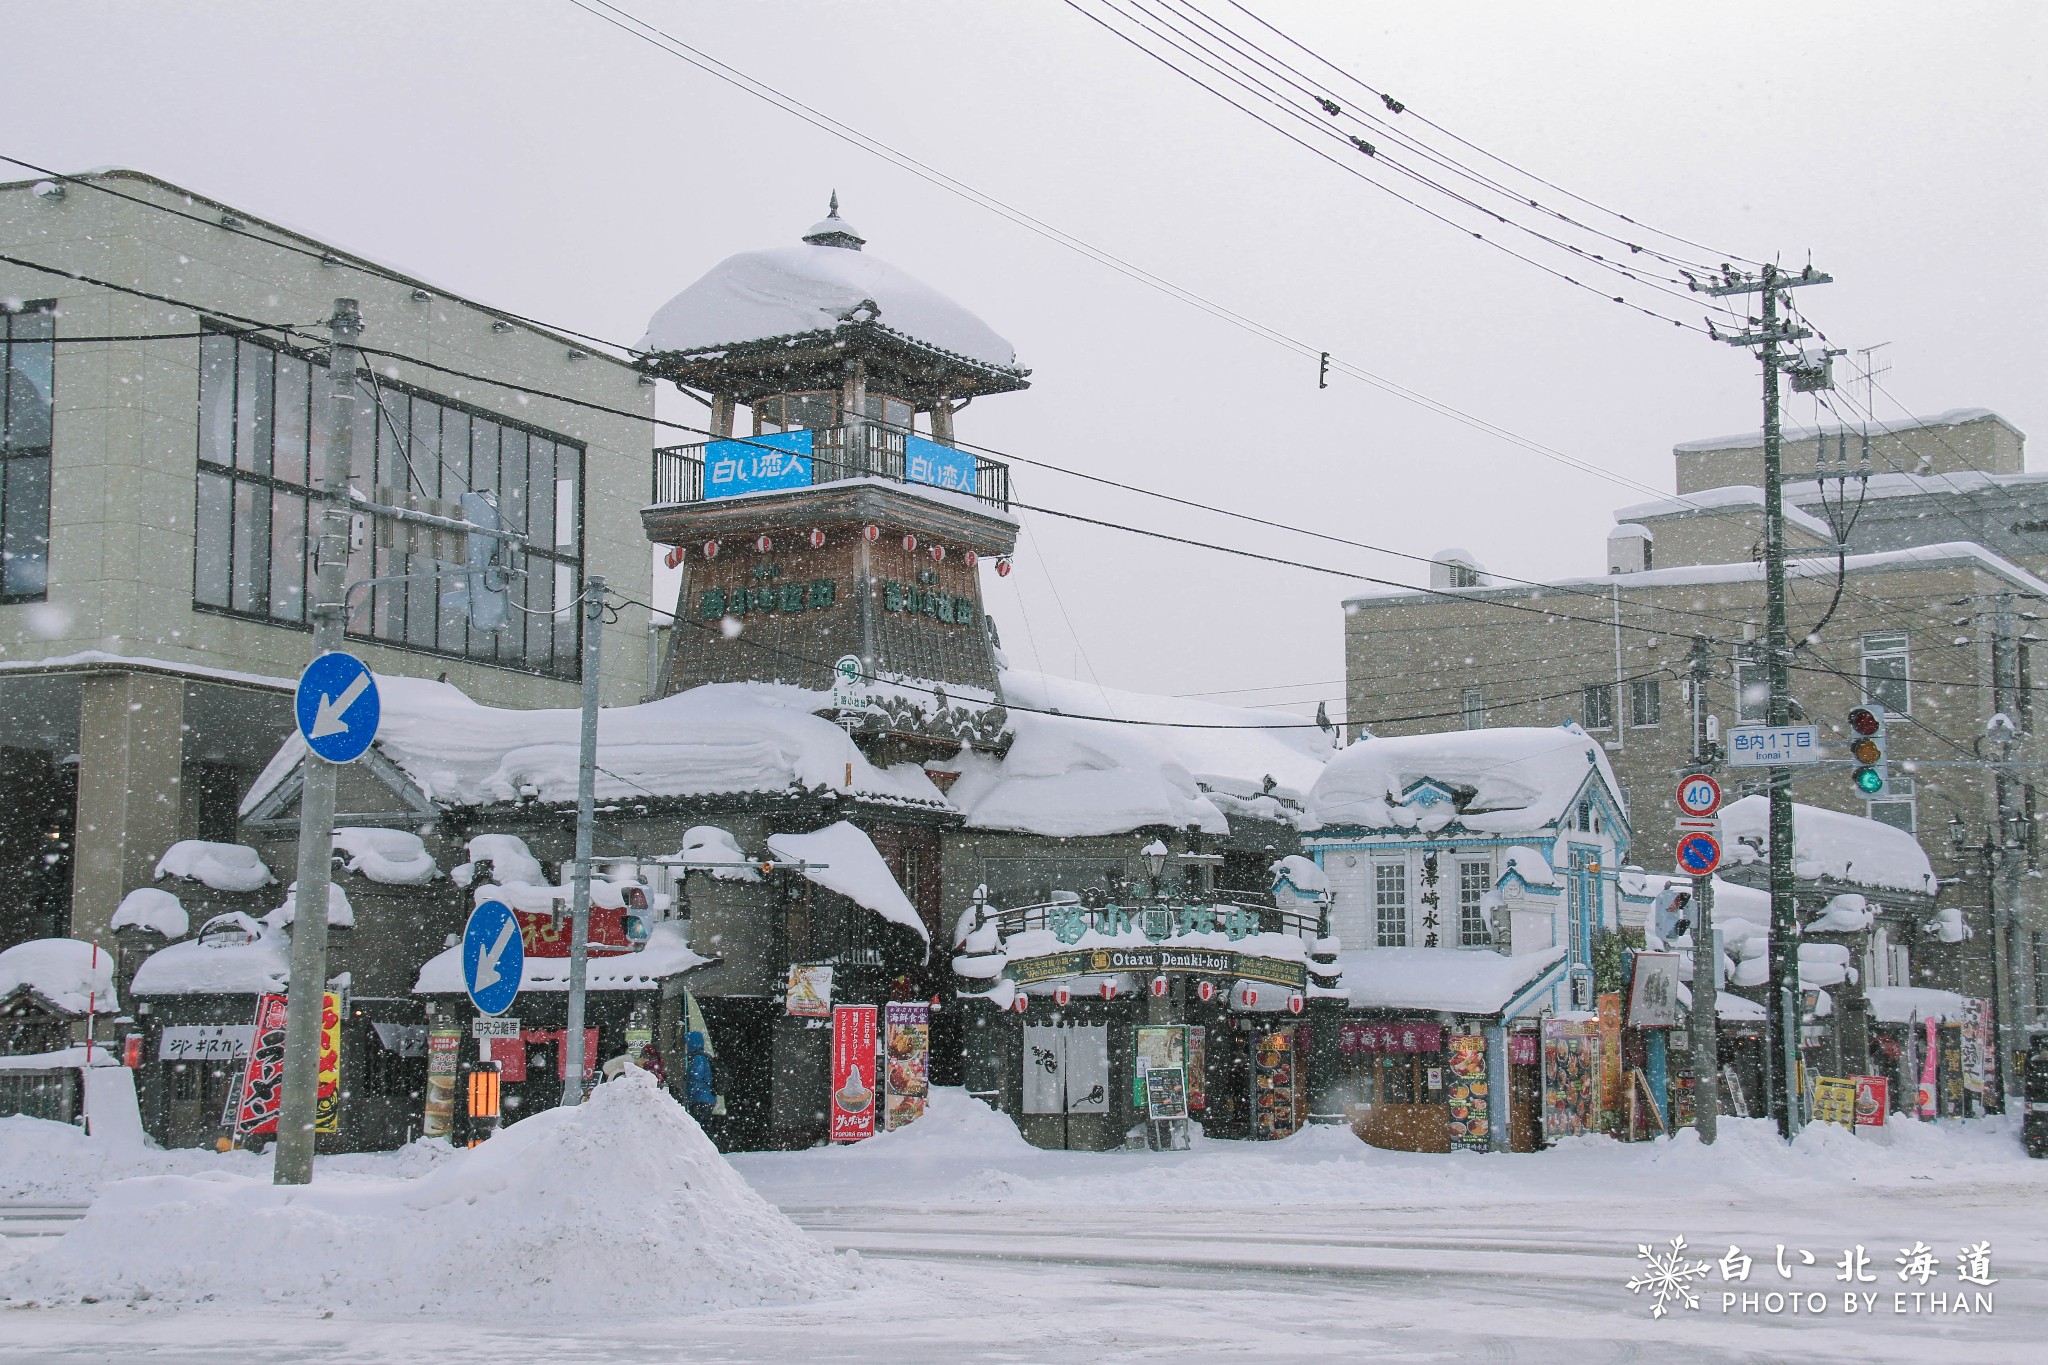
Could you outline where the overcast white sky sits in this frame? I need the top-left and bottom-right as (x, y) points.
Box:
(11, 1), (2044, 722)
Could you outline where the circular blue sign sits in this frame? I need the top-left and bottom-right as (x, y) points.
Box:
(1676, 832), (1721, 875)
(463, 899), (524, 1017)
(295, 652), (380, 764)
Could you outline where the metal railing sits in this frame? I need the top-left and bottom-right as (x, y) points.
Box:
(652, 423), (1011, 511)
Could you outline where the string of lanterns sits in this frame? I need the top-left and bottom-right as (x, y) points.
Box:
(664, 527), (1012, 577)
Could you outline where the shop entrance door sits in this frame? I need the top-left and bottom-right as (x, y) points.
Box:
(1021, 1020), (1109, 1149)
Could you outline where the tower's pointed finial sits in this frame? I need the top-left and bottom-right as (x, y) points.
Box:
(802, 193), (866, 250)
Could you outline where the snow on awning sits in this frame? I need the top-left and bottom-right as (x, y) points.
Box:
(766, 822), (928, 955)
(1719, 795), (1936, 896)
(154, 840), (276, 893)
(1864, 985), (1972, 1024)
(1337, 946), (1567, 1015)
(0, 939), (118, 1016)
(413, 922), (709, 995)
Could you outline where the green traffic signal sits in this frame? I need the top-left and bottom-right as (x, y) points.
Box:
(1854, 767), (1885, 795)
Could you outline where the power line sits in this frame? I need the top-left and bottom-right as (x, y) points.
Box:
(1224, 1), (1765, 271)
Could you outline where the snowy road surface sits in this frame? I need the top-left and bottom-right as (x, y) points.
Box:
(1, 1094), (2041, 1363)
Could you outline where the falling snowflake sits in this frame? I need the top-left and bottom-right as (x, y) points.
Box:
(1627, 1236), (1714, 1318)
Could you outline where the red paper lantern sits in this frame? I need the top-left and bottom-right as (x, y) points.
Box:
(995, 557), (1012, 578)
(1243, 988), (1259, 1009)
(754, 534), (773, 553)
(1150, 975), (1168, 998)
(808, 528), (826, 549)
(963, 550), (979, 569)
(663, 545), (685, 569)
(863, 524), (881, 543)
(1197, 980), (1216, 1002)
(1287, 994), (1304, 1015)
(902, 533), (918, 553)
(1011, 993), (1028, 1014)
(1054, 985), (1071, 1007)
(1100, 981), (1118, 1001)
(702, 539), (720, 559)
(929, 544), (946, 562)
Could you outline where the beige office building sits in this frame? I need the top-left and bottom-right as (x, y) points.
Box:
(1343, 410), (2046, 1028)
(0, 170), (656, 949)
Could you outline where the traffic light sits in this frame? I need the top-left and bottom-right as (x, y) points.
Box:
(1847, 704), (1887, 795)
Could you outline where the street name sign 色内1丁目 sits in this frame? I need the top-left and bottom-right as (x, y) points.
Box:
(295, 651), (381, 764)
(1676, 832), (1722, 876)
(1726, 723), (1820, 767)
(1676, 773), (1722, 818)
(463, 899), (524, 1017)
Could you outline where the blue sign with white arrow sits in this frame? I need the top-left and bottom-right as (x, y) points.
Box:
(295, 651), (381, 764)
(463, 899), (524, 1017)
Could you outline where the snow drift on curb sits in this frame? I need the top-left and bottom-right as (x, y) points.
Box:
(3, 1072), (862, 1314)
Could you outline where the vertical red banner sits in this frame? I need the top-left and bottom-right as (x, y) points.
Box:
(829, 1004), (879, 1143)
(230, 993), (291, 1139)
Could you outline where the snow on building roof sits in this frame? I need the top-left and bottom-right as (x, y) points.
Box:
(0, 939), (117, 1015)
(1612, 485), (1835, 541)
(1270, 854), (1328, 896)
(637, 234), (1019, 370)
(110, 888), (189, 940)
(1307, 724), (1620, 834)
(414, 921), (708, 995)
(154, 841), (275, 894)
(131, 915), (291, 997)
(1337, 945), (1566, 1014)
(264, 882), (355, 931)
(1343, 541), (2048, 608)
(1672, 407), (2016, 453)
(452, 834), (545, 889)
(766, 821), (928, 948)
(1864, 985), (1972, 1024)
(1720, 795), (1936, 896)
(1786, 467), (2048, 504)
(677, 826), (761, 881)
(241, 677), (952, 816)
(331, 829), (438, 886)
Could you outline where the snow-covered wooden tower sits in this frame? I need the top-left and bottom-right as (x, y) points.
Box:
(637, 198), (1030, 763)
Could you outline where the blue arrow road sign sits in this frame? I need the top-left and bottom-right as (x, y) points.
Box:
(1676, 832), (1722, 876)
(463, 899), (524, 1017)
(296, 651), (381, 764)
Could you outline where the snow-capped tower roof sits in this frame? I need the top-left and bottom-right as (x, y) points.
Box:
(635, 196), (1030, 404)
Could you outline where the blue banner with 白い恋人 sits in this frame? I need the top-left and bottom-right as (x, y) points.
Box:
(904, 433), (977, 496)
(703, 429), (813, 499)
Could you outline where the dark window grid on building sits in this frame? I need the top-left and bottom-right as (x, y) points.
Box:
(193, 327), (585, 679)
(1865, 773), (1916, 835)
(1374, 860), (1408, 948)
(1457, 859), (1491, 946)
(1630, 677), (1661, 728)
(0, 303), (55, 603)
(1460, 688), (1485, 730)
(1581, 682), (1614, 730)
(1733, 651), (1769, 724)
(1860, 631), (1911, 717)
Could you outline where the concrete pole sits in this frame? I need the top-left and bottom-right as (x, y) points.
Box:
(274, 300), (362, 1186)
(561, 575), (606, 1107)
(1687, 634), (1720, 1143)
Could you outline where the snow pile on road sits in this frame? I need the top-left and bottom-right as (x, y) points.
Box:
(153, 840), (275, 893)
(842, 1087), (1037, 1160)
(109, 887), (188, 939)
(331, 828), (439, 885)
(0, 939), (117, 1015)
(5, 1072), (860, 1314)
(0, 1115), (261, 1204)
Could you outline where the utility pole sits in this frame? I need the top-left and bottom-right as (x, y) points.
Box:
(1990, 592), (2023, 1105)
(1702, 262), (1831, 1140)
(274, 299), (362, 1186)
(1687, 635), (1720, 1144)
(561, 574), (607, 1107)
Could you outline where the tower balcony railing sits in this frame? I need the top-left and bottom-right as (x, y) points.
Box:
(651, 423), (1011, 512)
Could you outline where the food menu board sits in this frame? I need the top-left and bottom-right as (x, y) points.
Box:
(1542, 1016), (1601, 1138)
(1445, 1031), (1490, 1151)
(1252, 1029), (1300, 1140)
(884, 1002), (930, 1131)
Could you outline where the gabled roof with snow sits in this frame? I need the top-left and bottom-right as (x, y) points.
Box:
(0, 939), (117, 1016)
(638, 237), (1019, 370)
(1719, 795), (1936, 896)
(241, 677), (952, 816)
(1306, 724), (1622, 835)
